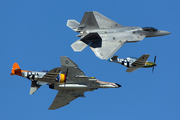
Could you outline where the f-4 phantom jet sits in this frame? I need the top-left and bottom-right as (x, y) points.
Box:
(109, 54), (156, 72)
(11, 57), (121, 110)
(67, 11), (170, 60)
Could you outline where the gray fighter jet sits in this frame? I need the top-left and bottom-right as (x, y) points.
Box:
(11, 57), (121, 110)
(67, 11), (170, 60)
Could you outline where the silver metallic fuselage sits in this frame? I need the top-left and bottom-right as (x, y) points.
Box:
(21, 71), (120, 90)
(78, 26), (170, 42)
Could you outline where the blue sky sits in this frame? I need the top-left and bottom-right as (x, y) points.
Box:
(1, 0), (179, 120)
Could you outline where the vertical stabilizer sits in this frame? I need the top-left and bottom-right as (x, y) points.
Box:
(11, 63), (22, 76)
(79, 12), (99, 29)
(111, 56), (118, 61)
(92, 11), (122, 28)
(78, 11), (122, 29)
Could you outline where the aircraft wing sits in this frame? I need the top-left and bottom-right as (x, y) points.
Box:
(79, 11), (122, 29)
(131, 54), (150, 67)
(36, 67), (61, 83)
(126, 67), (140, 72)
(60, 56), (89, 81)
(90, 38), (128, 60)
(49, 89), (87, 110)
(126, 54), (150, 72)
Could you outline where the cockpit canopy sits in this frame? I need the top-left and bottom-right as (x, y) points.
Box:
(142, 27), (158, 32)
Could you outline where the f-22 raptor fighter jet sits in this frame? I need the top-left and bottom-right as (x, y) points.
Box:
(67, 11), (170, 60)
(11, 57), (121, 110)
(109, 54), (156, 72)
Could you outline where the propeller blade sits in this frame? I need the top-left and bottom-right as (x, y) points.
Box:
(154, 56), (156, 63)
(65, 68), (68, 78)
(152, 66), (154, 73)
(64, 68), (68, 87)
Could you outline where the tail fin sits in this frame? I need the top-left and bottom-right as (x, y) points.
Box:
(11, 63), (22, 76)
(79, 11), (122, 29)
(111, 56), (118, 60)
(79, 12), (99, 29)
(67, 20), (80, 32)
(60, 56), (78, 67)
(108, 56), (118, 62)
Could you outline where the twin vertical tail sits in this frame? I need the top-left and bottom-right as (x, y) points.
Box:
(10, 63), (22, 76)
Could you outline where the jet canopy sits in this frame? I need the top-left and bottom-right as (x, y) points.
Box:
(142, 27), (158, 32)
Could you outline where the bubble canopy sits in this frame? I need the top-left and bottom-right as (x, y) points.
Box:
(142, 27), (158, 32)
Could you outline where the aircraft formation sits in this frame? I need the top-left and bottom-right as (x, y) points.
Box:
(11, 11), (170, 110)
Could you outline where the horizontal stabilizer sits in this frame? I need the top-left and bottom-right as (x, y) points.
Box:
(67, 20), (80, 32)
(30, 81), (41, 95)
(71, 40), (88, 52)
(111, 56), (118, 61)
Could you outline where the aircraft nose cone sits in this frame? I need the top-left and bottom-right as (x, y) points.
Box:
(159, 30), (171, 36)
(163, 31), (171, 35)
(152, 62), (156, 66)
(115, 83), (122, 88)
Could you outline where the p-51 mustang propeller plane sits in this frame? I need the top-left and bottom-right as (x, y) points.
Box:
(11, 56), (121, 110)
(67, 11), (170, 60)
(109, 54), (156, 72)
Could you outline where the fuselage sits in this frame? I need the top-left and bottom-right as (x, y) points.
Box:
(78, 26), (170, 42)
(21, 70), (46, 80)
(109, 57), (156, 68)
(20, 70), (120, 90)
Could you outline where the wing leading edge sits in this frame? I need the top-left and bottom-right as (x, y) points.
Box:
(131, 54), (150, 67)
(126, 54), (150, 72)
